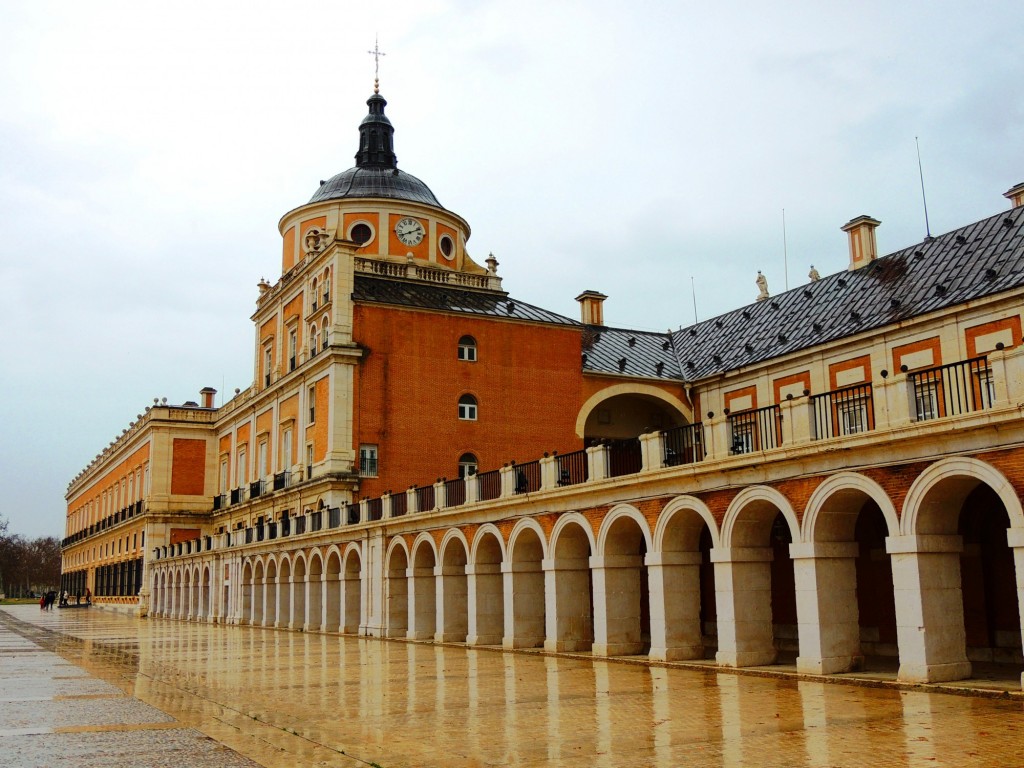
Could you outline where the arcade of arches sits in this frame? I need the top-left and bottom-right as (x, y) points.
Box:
(150, 456), (1024, 687)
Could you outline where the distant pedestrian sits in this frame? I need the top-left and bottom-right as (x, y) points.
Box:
(85, 587), (91, 605)
(75, 590), (81, 606)
(39, 595), (46, 610)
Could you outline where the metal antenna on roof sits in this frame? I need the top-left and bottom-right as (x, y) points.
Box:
(782, 208), (789, 291)
(368, 36), (386, 94)
(916, 136), (932, 240)
(690, 276), (698, 324)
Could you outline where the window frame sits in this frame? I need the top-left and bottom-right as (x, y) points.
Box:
(458, 394), (478, 421)
(458, 335), (478, 362)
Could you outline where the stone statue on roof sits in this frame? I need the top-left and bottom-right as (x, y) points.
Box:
(755, 270), (769, 302)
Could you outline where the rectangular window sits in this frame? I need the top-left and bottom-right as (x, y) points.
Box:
(258, 440), (269, 479)
(282, 428), (292, 470)
(914, 380), (940, 422)
(306, 444), (314, 480)
(308, 385), (316, 423)
(263, 346), (272, 387)
(219, 458), (228, 493)
(359, 445), (379, 477)
(238, 447), (247, 486)
(289, 329), (297, 371)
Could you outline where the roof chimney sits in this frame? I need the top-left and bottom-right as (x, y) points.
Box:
(841, 215), (881, 271)
(200, 387), (217, 408)
(1004, 182), (1024, 209)
(575, 290), (607, 326)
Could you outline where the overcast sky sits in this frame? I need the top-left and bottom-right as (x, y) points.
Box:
(0, 1), (1020, 539)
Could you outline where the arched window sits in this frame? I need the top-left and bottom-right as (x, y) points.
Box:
(310, 323), (319, 357)
(322, 269), (330, 302)
(321, 314), (330, 350)
(458, 453), (478, 478)
(458, 394), (478, 421)
(458, 335), (477, 362)
(311, 278), (318, 310)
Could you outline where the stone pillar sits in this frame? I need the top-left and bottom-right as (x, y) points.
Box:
(464, 473), (480, 504)
(466, 562), (503, 645)
(1009, 527), (1024, 689)
(586, 445), (610, 482)
(591, 554), (645, 657)
(706, 415), (731, 461)
(712, 546), (777, 667)
(779, 398), (812, 445)
(502, 560), (545, 649)
(886, 534), (971, 683)
(539, 455), (558, 491)
(499, 465), (516, 497)
(359, 499), (369, 524)
(790, 541), (862, 674)
(433, 479), (447, 510)
(406, 487), (419, 515)
(639, 431), (664, 473)
(363, 529), (385, 637)
(381, 492), (392, 520)
(647, 551), (705, 661)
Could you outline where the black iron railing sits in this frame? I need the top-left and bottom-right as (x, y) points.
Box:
(477, 470), (501, 501)
(391, 493), (407, 517)
(909, 356), (992, 422)
(812, 383), (874, 439)
(608, 438), (642, 478)
(445, 478), (465, 506)
(294, 516), (306, 535)
(663, 423), (705, 466)
(346, 503), (360, 525)
(513, 460), (541, 493)
(556, 449), (588, 486)
(230, 487), (244, 505)
(249, 480), (265, 499)
(728, 404), (782, 453)
(367, 498), (383, 521)
(273, 471), (291, 491)
(360, 456), (378, 477)
(415, 484), (435, 512)
(328, 507), (341, 528)
(310, 511), (323, 532)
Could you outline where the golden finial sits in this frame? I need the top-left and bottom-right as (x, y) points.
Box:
(368, 36), (386, 94)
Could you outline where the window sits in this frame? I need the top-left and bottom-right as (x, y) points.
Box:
(914, 379), (940, 422)
(458, 453), (478, 478)
(458, 335), (477, 362)
(439, 234), (455, 260)
(258, 440), (269, 479)
(238, 447), (247, 486)
(263, 346), (273, 387)
(311, 278), (318, 311)
(321, 314), (330, 350)
(458, 394), (478, 421)
(837, 396), (870, 435)
(288, 329), (297, 371)
(359, 445), (378, 477)
(282, 428), (292, 470)
(306, 444), (314, 480)
(308, 385), (316, 423)
(310, 324), (318, 357)
(322, 270), (330, 303)
(350, 222), (372, 245)
(219, 458), (228, 494)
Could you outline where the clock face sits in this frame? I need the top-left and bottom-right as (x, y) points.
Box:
(395, 217), (425, 246)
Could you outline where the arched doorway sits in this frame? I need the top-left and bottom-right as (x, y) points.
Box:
(594, 510), (651, 657)
(307, 552), (324, 632)
(506, 524), (546, 649)
(547, 518), (595, 652)
(342, 548), (362, 633)
(386, 544), (409, 638)
(468, 529), (504, 645)
(437, 535), (469, 643)
(409, 540), (437, 640)
(325, 550), (342, 632)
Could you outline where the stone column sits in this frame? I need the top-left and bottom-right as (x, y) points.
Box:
(779, 397), (812, 445)
(464, 473), (480, 504)
(586, 445), (610, 482)
(791, 541), (862, 674)
(406, 487), (419, 515)
(639, 431), (664, 473)
(712, 546), (777, 667)
(539, 455), (558, 491)
(591, 554), (645, 657)
(647, 550), (704, 661)
(887, 534), (971, 683)
(363, 529), (385, 637)
(1009, 527), (1024, 689)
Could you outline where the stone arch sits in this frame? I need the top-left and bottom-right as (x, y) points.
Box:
(341, 543), (362, 634)
(248, 559), (261, 626)
(409, 534), (439, 640)
(468, 524), (505, 646)
(794, 472), (899, 674)
(721, 486), (799, 548)
(896, 456), (1024, 683)
(901, 457), (1024, 535)
(802, 472), (899, 542)
(505, 518), (549, 649)
(437, 529), (470, 642)
(593, 504), (652, 656)
(547, 512), (597, 652)
(264, 558), (278, 627)
(650, 495), (719, 661)
(201, 564), (212, 620)
(575, 383), (693, 439)
(717, 485), (799, 668)
(306, 549), (325, 632)
(384, 538), (410, 638)
(277, 555), (292, 629)
(324, 546), (343, 632)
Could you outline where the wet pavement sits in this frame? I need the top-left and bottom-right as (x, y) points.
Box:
(2, 606), (1024, 767)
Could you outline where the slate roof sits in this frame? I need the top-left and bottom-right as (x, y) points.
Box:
(583, 205), (1024, 382)
(353, 274), (577, 326)
(310, 166), (443, 208)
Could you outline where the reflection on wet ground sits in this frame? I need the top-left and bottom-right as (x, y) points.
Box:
(3, 605), (1024, 767)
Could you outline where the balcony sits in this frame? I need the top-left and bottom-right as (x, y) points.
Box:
(249, 480), (265, 499)
(230, 487), (245, 505)
(359, 456), (378, 477)
(812, 383), (875, 439)
(910, 356), (993, 422)
(555, 450), (589, 486)
(663, 423), (705, 466)
(728, 404), (782, 454)
(273, 471), (291, 491)
(346, 503), (360, 525)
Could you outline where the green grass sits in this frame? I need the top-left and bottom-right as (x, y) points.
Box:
(0, 598), (40, 605)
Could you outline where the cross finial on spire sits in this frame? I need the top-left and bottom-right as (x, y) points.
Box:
(368, 36), (386, 94)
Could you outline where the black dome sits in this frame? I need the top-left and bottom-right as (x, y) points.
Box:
(308, 90), (444, 209)
(309, 166), (443, 207)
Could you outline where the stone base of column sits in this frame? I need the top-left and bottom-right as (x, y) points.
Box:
(407, 629), (433, 640)
(797, 654), (863, 675)
(716, 649), (778, 667)
(649, 644), (705, 662)
(592, 641), (645, 657)
(434, 631), (467, 643)
(897, 660), (972, 683)
(466, 634), (502, 645)
(544, 639), (593, 653)
(503, 635), (544, 649)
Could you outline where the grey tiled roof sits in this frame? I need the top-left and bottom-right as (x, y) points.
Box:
(583, 206), (1024, 381)
(353, 274), (577, 326)
(310, 167), (443, 208)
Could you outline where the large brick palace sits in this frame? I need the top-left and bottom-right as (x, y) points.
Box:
(62, 84), (1024, 686)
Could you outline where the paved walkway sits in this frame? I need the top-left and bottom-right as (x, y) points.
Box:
(2, 605), (1024, 767)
